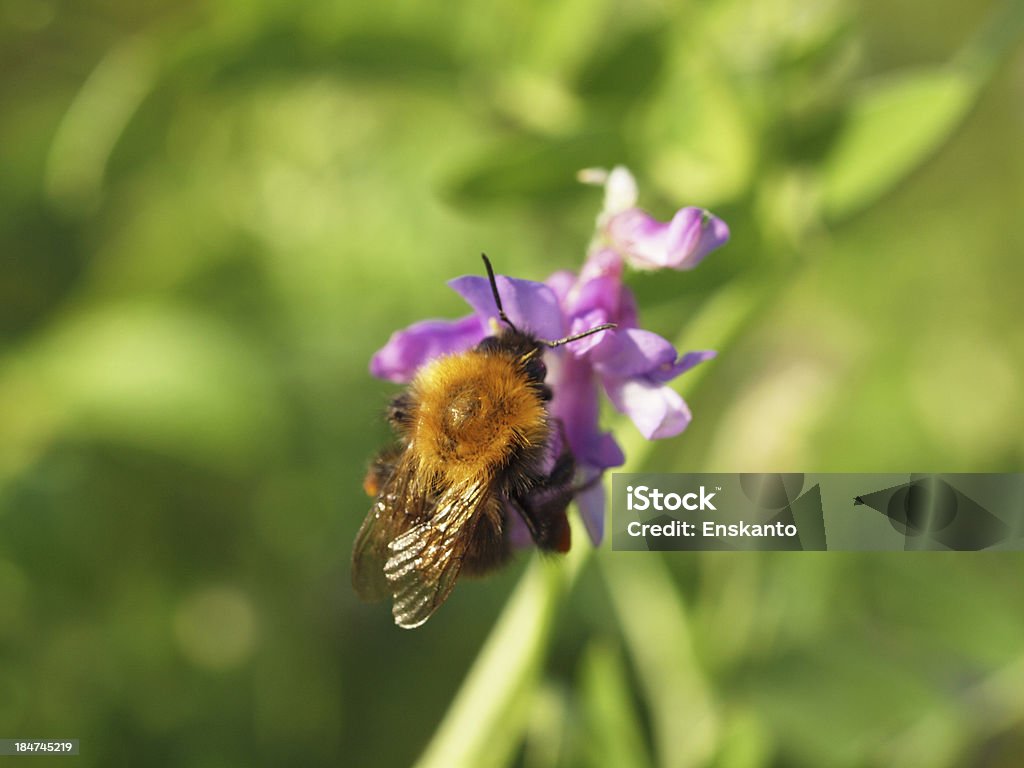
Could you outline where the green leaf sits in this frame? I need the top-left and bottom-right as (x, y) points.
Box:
(601, 553), (719, 768)
(822, 68), (976, 219)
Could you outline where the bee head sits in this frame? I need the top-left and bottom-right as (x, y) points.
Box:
(475, 329), (548, 384)
(480, 253), (616, 362)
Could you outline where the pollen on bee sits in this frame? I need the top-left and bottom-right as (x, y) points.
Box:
(363, 473), (380, 497)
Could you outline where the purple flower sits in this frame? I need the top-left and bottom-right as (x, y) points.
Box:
(606, 207), (730, 270)
(369, 270), (713, 545)
(582, 165), (730, 271)
(369, 167), (728, 545)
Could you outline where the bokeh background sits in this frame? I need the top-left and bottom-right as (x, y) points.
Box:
(2, 0), (1023, 766)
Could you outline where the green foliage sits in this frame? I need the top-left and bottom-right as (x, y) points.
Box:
(2, 0), (1023, 766)
(580, 641), (653, 768)
(821, 68), (976, 218)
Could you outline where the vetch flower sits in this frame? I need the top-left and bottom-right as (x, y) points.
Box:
(581, 165), (730, 271)
(538, 247), (718, 542)
(606, 207), (730, 270)
(369, 167), (728, 545)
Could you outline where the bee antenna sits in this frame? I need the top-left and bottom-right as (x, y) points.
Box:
(544, 323), (617, 348)
(481, 253), (518, 332)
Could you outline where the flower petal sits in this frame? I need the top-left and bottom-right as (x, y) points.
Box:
(567, 273), (621, 318)
(607, 207), (730, 270)
(369, 314), (485, 382)
(603, 166), (639, 216)
(575, 480), (606, 546)
(580, 247), (624, 283)
(592, 328), (678, 377)
(587, 431), (626, 469)
(548, 353), (600, 456)
(646, 349), (717, 384)
(603, 376), (693, 439)
(548, 354), (624, 468)
(565, 309), (613, 358)
(450, 274), (565, 341)
(545, 269), (577, 304)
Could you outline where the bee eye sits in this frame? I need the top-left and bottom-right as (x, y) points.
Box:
(524, 357), (547, 383)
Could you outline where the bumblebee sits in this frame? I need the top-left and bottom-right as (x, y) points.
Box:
(352, 255), (614, 628)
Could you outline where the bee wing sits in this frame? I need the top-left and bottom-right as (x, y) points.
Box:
(351, 498), (399, 602)
(383, 478), (489, 629)
(351, 450), (427, 602)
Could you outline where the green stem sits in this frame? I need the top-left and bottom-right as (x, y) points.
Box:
(413, 529), (587, 768)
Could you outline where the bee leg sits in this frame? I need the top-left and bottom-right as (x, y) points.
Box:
(362, 443), (402, 497)
(545, 445), (576, 487)
(509, 450), (575, 553)
(546, 416), (606, 495)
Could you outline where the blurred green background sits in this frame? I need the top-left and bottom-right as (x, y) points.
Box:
(2, 0), (1023, 766)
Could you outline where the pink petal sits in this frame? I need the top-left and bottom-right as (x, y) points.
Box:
(450, 274), (565, 341)
(576, 480), (607, 546)
(369, 314), (485, 382)
(603, 376), (693, 439)
(607, 207), (729, 270)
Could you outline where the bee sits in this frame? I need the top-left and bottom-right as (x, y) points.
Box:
(352, 255), (615, 628)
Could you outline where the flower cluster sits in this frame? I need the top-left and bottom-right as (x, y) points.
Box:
(370, 167), (729, 545)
